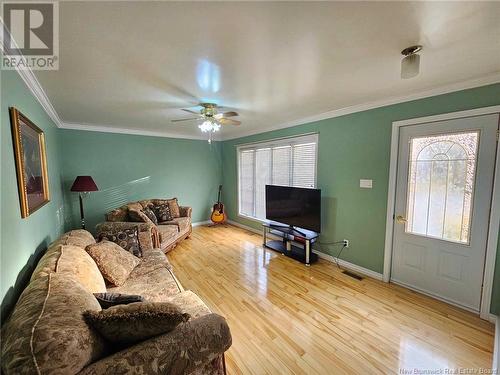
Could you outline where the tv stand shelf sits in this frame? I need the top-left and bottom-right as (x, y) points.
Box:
(262, 222), (319, 265)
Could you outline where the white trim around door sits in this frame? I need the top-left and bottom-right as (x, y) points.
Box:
(383, 105), (500, 322)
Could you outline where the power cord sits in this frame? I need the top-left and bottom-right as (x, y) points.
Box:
(318, 240), (348, 269)
(334, 245), (347, 269)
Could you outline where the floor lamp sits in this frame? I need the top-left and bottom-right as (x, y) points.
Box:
(70, 176), (98, 229)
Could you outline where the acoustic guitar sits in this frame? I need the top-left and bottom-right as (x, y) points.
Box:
(210, 185), (227, 224)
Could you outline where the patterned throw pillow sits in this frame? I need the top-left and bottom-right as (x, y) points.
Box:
(128, 208), (151, 224)
(83, 302), (190, 345)
(86, 241), (141, 286)
(98, 227), (142, 257)
(153, 204), (172, 222)
(93, 293), (144, 309)
(142, 207), (158, 225)
(167, 198), (181, 218)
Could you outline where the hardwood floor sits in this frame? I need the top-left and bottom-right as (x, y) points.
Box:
(168, 225), (494, 374)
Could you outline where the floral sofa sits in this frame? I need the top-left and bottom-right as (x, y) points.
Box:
(1, 229), (232, 375)
(102, 198), (192, 253)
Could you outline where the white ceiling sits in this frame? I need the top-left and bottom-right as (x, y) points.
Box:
(34, 1), (500, 140)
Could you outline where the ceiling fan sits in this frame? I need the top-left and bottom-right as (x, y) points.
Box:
(171, 102), (241, 142)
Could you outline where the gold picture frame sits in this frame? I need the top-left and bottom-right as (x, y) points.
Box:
(10, 107), (50, 218)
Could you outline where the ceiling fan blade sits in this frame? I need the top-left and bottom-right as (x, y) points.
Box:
(215, 111), (239, 119)
(181, 108), (201, 115)
(171, 117), (199, 123)
(219, 118), (241, 126)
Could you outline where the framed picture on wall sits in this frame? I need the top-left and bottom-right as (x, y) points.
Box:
(10, 107), (50, 218)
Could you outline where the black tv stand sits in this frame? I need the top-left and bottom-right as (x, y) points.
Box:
(268, 223), (308, 237)
(263, 222), (319, 265)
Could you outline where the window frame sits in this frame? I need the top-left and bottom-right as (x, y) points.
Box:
(236, 133), (319, 223)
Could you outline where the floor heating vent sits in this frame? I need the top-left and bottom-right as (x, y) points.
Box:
(342, 270), (363, 280)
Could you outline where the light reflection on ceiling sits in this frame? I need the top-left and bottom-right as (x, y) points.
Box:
(197, 59), (220, 94)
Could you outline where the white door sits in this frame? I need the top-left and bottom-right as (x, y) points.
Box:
(391, 114), (499, 312)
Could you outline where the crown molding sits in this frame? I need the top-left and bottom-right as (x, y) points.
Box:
(60, 121), (214, 141)
(16, 67), (64, 128)
(0, 19), (63, 128)
(3, 20), (499, 143)
(220, 73), (500, 141)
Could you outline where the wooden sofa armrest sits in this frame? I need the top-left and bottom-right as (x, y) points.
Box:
(179, 206), (192, 218)
(78, 314), (232, 375)
(95, 221), (159, 250)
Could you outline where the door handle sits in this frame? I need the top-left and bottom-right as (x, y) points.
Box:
(396, 215), (407, 224)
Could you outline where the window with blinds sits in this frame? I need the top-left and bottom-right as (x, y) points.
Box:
(238, 134), (318, 220)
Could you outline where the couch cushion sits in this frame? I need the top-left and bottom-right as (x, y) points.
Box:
(141, 248), (172, 271)
(84, 302), (190, 346)
(31, 244), (107, 293)
(1, 274), (106, 375)
(159, 217), (191, 233)
(157, 224), (178, 244)
(30, 242), (63, 281)
(167, 291), (212, 319)
(30, 229), (97, 282)
(56, 245), (107, 293)
(107, 265), (182, 301)
(50, 229), (96, 249)
(86, 241), (141, 287)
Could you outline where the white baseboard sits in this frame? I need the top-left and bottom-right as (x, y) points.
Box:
(494, 315), (499, 371)
(227, 219), (383, 281)
(226, 219), (261, 234)
(312, 250), (384, 281)
(192, 220), (211, 227)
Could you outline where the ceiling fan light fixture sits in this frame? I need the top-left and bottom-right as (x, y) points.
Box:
(198, 119), (220, 133)
(212, 122), (221, 132)
(172, 103), (239, 142)
(401, 45), (422, 79)
(199, 120), (213, 133)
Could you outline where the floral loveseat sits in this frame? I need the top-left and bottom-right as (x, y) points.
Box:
(1, 229), (232, 374)
(102, 198), (192, 253)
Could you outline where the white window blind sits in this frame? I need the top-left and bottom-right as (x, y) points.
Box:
(238, 134), (318, 220)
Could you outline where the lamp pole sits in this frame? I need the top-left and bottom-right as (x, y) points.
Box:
(70, 176), (98, 230)
(79, 192), (86, 229)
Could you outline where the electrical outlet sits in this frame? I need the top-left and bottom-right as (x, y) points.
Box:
(343, 239), (349, 248)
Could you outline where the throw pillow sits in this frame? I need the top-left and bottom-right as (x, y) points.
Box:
(142, 207), (158, 225)
(98, 227), (142, 257)
(153, 203), (172, 222)
(168, 198), (181, 218)
(128, 208), (155, 226)
(93, 293), (145, 309)
(86, 241), (141, 286)
(83, 302), (190, 345)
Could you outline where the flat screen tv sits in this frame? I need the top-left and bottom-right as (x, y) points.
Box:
(265, 185), (321, 233)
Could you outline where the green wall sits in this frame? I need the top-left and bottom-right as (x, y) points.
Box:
(59, 130), (222, 232)
(1, 67), (499, 317)
(1, 70), (65, 318)
(221, 83), (500, 314)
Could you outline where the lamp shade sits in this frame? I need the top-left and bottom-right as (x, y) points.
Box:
(70, 176), (98, 192)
